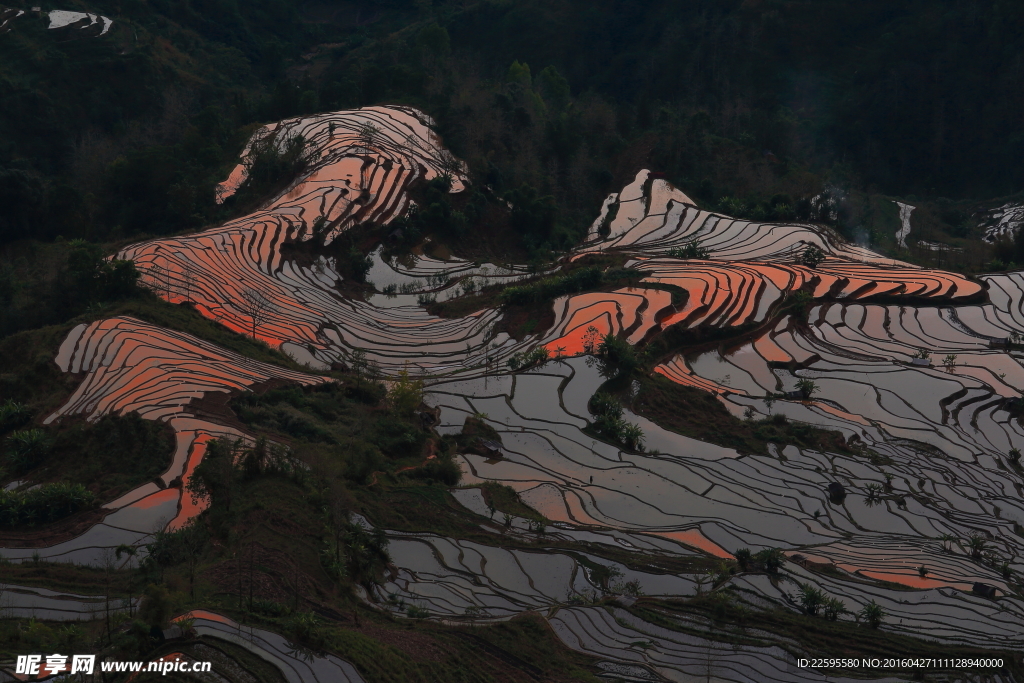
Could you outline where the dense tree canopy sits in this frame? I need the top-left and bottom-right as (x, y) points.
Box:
(1, 0), (1023, 251)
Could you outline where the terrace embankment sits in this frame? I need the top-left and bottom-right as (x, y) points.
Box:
(630, 374), (854, 456)
(424, 254), (638, 332)
(13, 413), (176, 501)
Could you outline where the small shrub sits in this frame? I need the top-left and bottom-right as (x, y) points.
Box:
(752, 548), (785, 574)
(967, 533), (987, 559)
(735, 548), (752, 571)
(800, 245), (826, 268)
(597, 333), (640, 377)
(507, 346), (551, 370)
(286, 612), (328, 649)
(6, 428), (51, 472)
(590, 392), (622, 418)
(0, 482), (94, 527)
(667, 240), (711, 259)
(406, 605), (430, 619)
(387, 367), (424, 416)
(859, 600), (884, 628)
(798, 583), (827, 616)
(794, 378), (818, 399)
(822, 597), (847, 621)
(589, 393), (645, 451)
(620, 423), (645, 451)
(582, 325), (601, 354)
(784, 290), (814, 321)
(0, 400), (30, 434)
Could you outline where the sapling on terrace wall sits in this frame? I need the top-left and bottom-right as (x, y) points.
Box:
(588, 392), (645, 451)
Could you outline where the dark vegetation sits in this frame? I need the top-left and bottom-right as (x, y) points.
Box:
(281, 219), (378, 291)
(588, 392), (645, 452)
(425, 255), (636, 335)
(0, 287), (316, 531)
(2, 412), (173, 500)
(0, 285), (309, 404)
(0, 238), (141, 338)
(0, 372), (174, 528)
(987, 220), (1024, 272)
(0, 411), (174, 528)
(3, 0), (1024, 272)
(227, 131), (317, 215)
(315, 0), (1024, 268)
(631, 374), (854, 456)
(229, 379), (436, 485)
(0, 0), (417, 244)
(0, 482), (94, 529)
(498, 266), (641, 306)
(1, 0), (1019, 344)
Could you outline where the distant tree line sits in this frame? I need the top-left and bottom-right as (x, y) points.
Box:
(3, 0), (1024, 284)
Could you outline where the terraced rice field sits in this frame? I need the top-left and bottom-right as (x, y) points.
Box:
(0, 7), (112, 35)
(46, 9), (112, 34)
(19, 107), (1024, 680)
(115, 106), (533, 374)
(982, 202), (1024, 244)
(182, 611), (365, 683)
(31, 316), (326, 563)
(0, 8), (23, 32)
(576, 170), (900, 265)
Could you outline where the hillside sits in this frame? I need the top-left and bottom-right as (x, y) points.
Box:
(2, 4), (1024, 683)
(4, 1), (1024, 251)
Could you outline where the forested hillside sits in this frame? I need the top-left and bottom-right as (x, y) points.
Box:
(3, 0), (1024, 250)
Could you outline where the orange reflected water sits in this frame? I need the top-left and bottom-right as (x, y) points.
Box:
(174, 609), (233, 625)
(645, 528), (733, 558)
(130, 487), (179, 510)
(794, 551), (979, 591)
(545, 322), (614, 355)
(167, 436), (213, 530)
(854, 568), (971, 591)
